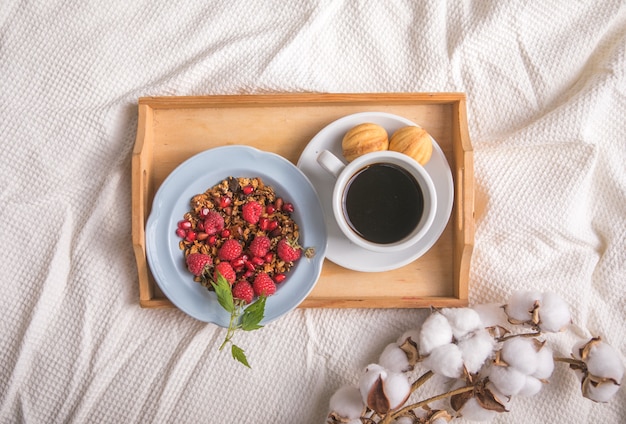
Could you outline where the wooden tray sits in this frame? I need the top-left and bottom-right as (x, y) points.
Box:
(132, 93), (474, 309)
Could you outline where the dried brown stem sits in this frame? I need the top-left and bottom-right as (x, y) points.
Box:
(411, 370), (434, 392)
(553, 357), (584, 367)
(497, 331), (542, 343)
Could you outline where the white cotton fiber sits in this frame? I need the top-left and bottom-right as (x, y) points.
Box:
(441, 307), (483, 339)
(518, 375), (543, 397)
(506, 291), (541, 321)
(501, 337), (539, 376)
(379, 342), (410, 373)
(419, 312), (453, 355)
(454, 396), (497, 422)
(383, 371), (411, 410)
(533, 345), (555, 379)
(487, 365), (527, 396)
(458, 329), (496, 374)
(538, 292), (571, 332)
(424, 343), (464, 379)
(585, 342), (625, 382)
(329, 386), (364, 419)
(583, 380), (621, 403)
(359, 364), (387, 404)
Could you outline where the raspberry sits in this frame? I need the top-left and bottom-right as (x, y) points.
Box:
(253, 273), (277, 297)
(213, 262), (236, 285)
(249, 235), (271, 258)
(277, 237), (302, 262)
(232, 281), (254, 304)
(185, 253), (212, 276)
(242, 201), (263, 224)
(203, 211), (225, 235)
(218, 239), (242, 261)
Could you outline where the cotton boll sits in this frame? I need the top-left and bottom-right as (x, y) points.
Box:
(383, 371), (411, 410)
(532, 345), (554, 380)
(583, 379), (621, 403)
(472, 303), (508, 328)
(419, 312), (453, 355)
(424, 343), (464, 379)
(329, 386), (364, 419)
(441, 307), (483, 339)
(571, 339), (623, 402)
(518, 375), (543, 397)
(458, 329), (496, 374)
(379, 342), (411, 373)
(506, 290), (541, 321)
(585, 342), (625, 382)
(500, 337), (539, 376)
(359, 364), (387, 404)
(487, 364), (527, 396)
(538, 291), (571, 332)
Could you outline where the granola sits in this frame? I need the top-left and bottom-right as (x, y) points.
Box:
(176, 176), (302, 293)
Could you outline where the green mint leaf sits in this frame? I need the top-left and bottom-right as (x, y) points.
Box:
(211, 273), (234, 313)
(231, 344), (251, 368)
(241, 296), (266, 331)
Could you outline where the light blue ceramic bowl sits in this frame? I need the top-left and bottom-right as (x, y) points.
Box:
(145, 145), (327, 327)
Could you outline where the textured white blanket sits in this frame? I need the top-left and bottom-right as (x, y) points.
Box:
(1, 1), (625, 423)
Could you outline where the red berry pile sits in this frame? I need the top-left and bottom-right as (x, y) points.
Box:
(177, 176), (305, 304)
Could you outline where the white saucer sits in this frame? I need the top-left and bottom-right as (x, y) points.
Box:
(297, 112), (454, 272)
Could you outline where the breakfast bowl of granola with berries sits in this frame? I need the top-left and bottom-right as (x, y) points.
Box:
(145, 145), (327, 328)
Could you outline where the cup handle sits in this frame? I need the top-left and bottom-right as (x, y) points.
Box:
(317, 150), (346, 178)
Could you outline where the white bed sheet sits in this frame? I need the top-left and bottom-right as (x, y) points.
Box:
(1, 1), (624, 423)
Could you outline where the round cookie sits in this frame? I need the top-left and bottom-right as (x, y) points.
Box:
(388, 125), (433, 165)
(342, 123), (389, 162)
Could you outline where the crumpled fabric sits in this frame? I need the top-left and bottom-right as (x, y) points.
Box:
(1, 1), (624, 422)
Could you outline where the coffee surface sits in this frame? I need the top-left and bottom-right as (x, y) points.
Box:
(343, 163), (424, 244)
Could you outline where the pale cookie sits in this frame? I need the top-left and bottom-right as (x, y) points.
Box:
(341, 123), (389, 162)
(389, 125), (433, 165)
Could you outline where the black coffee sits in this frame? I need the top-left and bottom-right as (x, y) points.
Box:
(343, 163), (424, 244)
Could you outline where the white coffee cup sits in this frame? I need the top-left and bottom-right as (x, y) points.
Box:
(317, 150), (437, 253)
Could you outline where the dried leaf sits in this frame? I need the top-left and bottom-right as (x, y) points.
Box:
(429, 410), (453, 423)
(367, 375), (391, 414)
(532, 338), (545, 352)
(531, 300), (541, 326)
(579, 336), (602, 361)
(588, 373), (621, 387)
(399, 337), (421, 367)
(493, 350), (508, 367)
(475, 387), (508, 413)
(326, 411), (349, 424)
(450, 388), (473, 412)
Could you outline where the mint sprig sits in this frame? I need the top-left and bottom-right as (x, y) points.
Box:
(211, 273), (265, 368)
